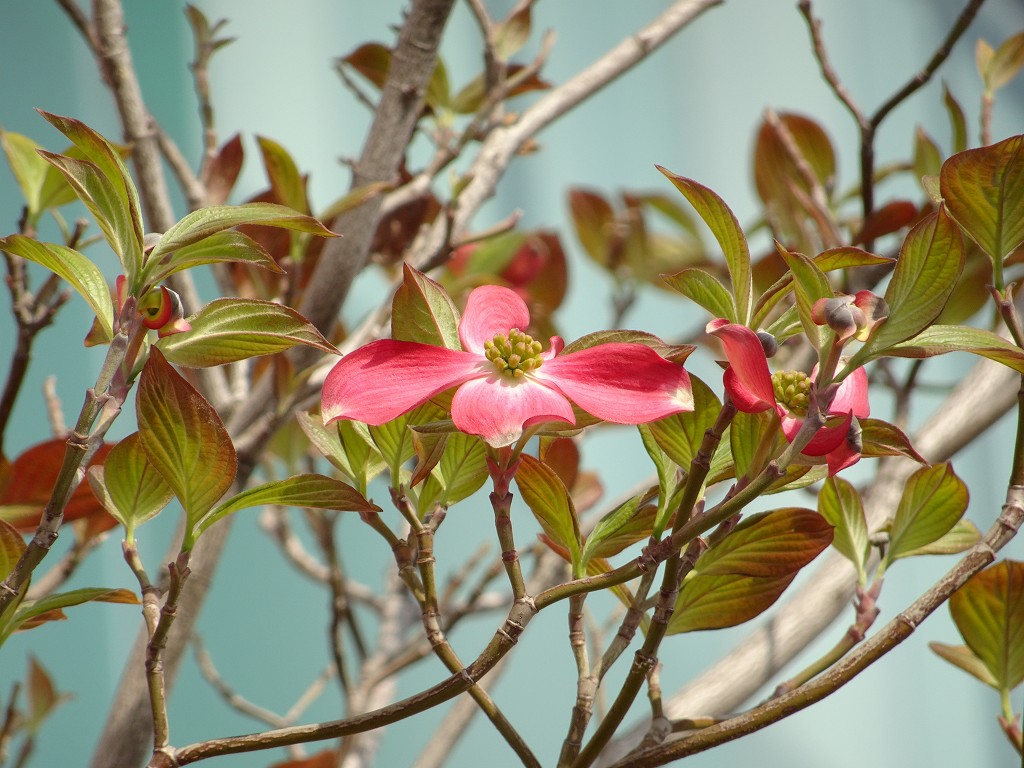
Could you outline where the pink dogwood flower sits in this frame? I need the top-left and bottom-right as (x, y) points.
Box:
(706, 319), (869, 475)
(323, 285), (693, 447)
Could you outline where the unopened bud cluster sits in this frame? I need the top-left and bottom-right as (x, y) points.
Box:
(485, 328), (544, 379)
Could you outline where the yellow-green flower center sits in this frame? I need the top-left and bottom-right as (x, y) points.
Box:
(484, 328), (544, 379)
(772, 370), (811, 415)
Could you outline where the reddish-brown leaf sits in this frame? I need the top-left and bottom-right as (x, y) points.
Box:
(0, 438), (113, 531)
(203, 133), (244, 206)
(855, 200), (920, 245)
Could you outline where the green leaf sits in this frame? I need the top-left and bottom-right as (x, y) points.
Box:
(0, 235), (113, 344)
(660, 268), (735, 320)
(581, 493), (648, 565)
(142, 230), (283, 286)
(657, 167), (750, 323)
(949, 560), (1024, 692)
(147, 202), (336, 266)
(0, 519), (27, 580)
(1, 130), (48, 215)
(941, 135), (1024, 266)
(515, 454), (580, 567)
(368, 402), (446, 480)
(410, 430), (448, 489)
(729, 410), (776, 480)
(193, 473), (379, 540)
(434, 432), (488, 506)
(943, 85), (968, 155)
(645, 375), (721, 470)
(846, 208), (965, 370)
(637, 424), (681, 536)
(494, 5), (531, 60)
(668, 571), (796, 634)
(298, 413), (386, 497)
(7, 588), (138, 641)
(157, 298), (336, 367)
(695, 508), (833, 578)
(38, 111), (144, 279)
(884, 324), (1024, 374)
(777, 243), (832, 350)
(898, 519), (981, 557)
(987, 32), (1024, 91)
(818, 476), (869, 581)
(929, 641), (999, 688)
(87, 433), (174, 538)
(256, 135), (308, 214)
(884, 462), (968, 565)
(913, 126), (943, 181)
(392, 263), (461, 349)
(137, 348), (237, 547)
(859, 418), (928, 464)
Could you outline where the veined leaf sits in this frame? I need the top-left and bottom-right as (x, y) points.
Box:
(929, 641), (999, 688)
(949, 560), (1024, 692)
(148, 202), (336, 263)
(1, 130), (48, 215)
(695, 508), (832, 578)
(645, 375), (721, 472)
(137, 349), (237, 547)
(515, 454), (580, 567)
(143, 230), (283, 285)
(884, 324), (1024, 375)
(818, 476), (869, 581)
(668, 571), (796, 634)
(193, 473), (379, 540)
(884, 462), (968, 565)
(392, 264), (461, 350)
(434, 432), (488, 506)
(38, 110), (144, 279)
(941, 135), (1024, 269)
(0, 235), (113, 344)
(657, 167), (750, 323)
(661, 268), (734, 321)
(777, 242), (832, 351)
(87, 432), (173, 539)
(3, 588), (138, 643)
(256, 136), (308, 215)
(898, 519), (981, 557)
(158, 298), (336, 367)
(846, 208), (964, 371)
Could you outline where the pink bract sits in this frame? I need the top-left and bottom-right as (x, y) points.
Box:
(322, 285), (694, 447)
(706, 318), (869, 475)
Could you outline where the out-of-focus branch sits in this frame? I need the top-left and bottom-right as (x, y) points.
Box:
(297, 0), (458, 337)
(409, 0), (723, 273)
(599, 354), (1019, 764)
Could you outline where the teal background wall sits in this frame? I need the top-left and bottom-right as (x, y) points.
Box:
(2, 1), (1024, 766)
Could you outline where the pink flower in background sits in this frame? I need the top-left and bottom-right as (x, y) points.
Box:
(323, 285), (693, 447)
(707, 319), (869, 475)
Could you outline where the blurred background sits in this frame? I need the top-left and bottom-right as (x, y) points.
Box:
(2, 1), (1024, 766)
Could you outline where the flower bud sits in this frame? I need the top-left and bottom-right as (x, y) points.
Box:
(812, 290), (888, 342)
(756, 330), (779, 358)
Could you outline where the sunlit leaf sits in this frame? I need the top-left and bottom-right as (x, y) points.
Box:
(859, 418), (928, 464)
(660, 268), (734, 321)
(668, 571), (795, 634)
(158, 298), (336, 367)
(898, 519), (981, 557)
(884, 462), (968, 565)
(949, 560), (1024, 691)
(392, 264), (461, 350)
(884, 324), (1024, 375)
(137, 348), (237, 546)
(645, 375), (721, 471)
(143, 230), (283, 286)
(193, 473), (379, 539)
(0, 235), (113, 344)
(434, 432), (488, 506)
(256, 135), (308, 215)
(777, 242), (832, 350)
(87, 433), (173, 538)
(818, 476), (869, 581)
(941, 135), (1024, 266)
(1, 130), (48, 215)
(657, 167), (750, 323)
(515, 454), (580, 567)
(929, 641), (999, 688)
(695, 508), (832, 578)
(846, 208), (964, 371)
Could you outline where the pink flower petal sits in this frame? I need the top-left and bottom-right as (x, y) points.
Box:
(826, 438), (861, 475)
(451, 375), (575, 447)
(322, 340), (484, 425)
(537, 343), (693, 423)
(458, 285), (532, 354)
(783, 410), (853, 456)
(706, 320), (776, 412)
(831, 366), (870, 418)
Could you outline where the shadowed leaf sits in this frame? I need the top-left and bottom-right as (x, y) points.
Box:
(695, 508), (833, 578)
(668, 571), (795, 634)
(929, 641), (999, 688)
(515, 454), (580, 566)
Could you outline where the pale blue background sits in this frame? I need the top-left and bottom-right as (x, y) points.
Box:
(2, 1), (1023, 767)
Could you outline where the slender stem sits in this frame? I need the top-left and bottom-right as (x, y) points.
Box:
(611, 486), (1024, 767)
